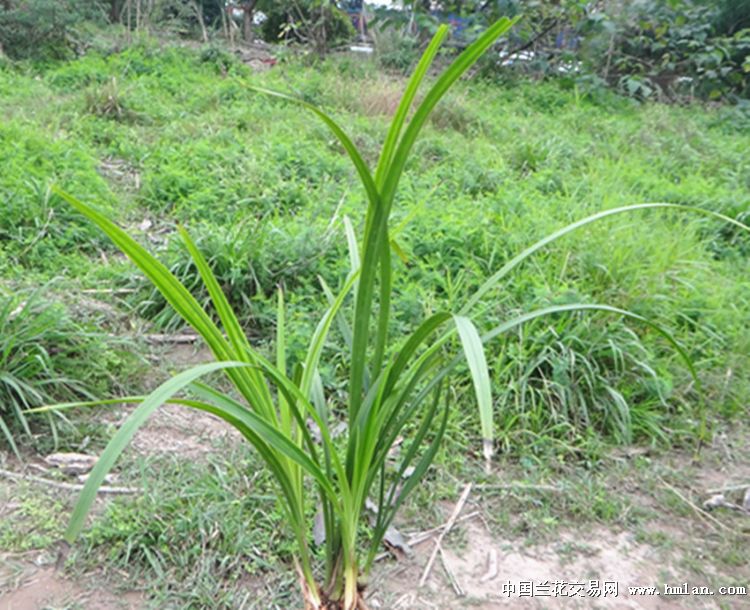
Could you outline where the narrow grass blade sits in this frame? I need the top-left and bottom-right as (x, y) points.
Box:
(390, 238), (409, 265)
(66, 361), (250, 541)
(0, 416), (21, 460)
(462, 203), (750, 314)
(366, 381), (450, 570)
(26, 396), (149, 413)
(320, 276), (354, 351)
(301, 272), (359, 400)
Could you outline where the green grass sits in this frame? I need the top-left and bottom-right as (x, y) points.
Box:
(0, 285), (144, 455)
(1, 37), (749, 454)
(78, 452), (300, 609)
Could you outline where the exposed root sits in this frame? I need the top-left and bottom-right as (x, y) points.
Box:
(299, 583), (368, 610)
(357, 596), (371, 610)
(296, 558), (369, 610)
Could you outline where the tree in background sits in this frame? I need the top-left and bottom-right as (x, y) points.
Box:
(261, 1), (355, 54)
(0, 0), (108, 60)
(388, 0), (750, 102)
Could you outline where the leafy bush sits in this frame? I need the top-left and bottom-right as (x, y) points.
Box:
(396, 0), (750, 102)
(0, 0), (106, 61)
(585, 0), (750, 101)
(130, 218), (342, 332)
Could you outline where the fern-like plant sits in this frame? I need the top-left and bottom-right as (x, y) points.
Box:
(42, 19), (749, 609)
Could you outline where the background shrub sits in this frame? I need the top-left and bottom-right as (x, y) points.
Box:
(0, 0), (107, 61)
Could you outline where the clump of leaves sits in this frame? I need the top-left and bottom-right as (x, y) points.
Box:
(42, 18), (749, 610)
(0, 287), (127, 456)
(85, 77), (137, 122)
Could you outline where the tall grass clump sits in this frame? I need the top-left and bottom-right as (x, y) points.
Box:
(41, 19), (750, 610)
(0, 287), (132, 457)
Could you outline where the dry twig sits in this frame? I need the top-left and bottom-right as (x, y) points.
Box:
(144, 333), (200, 344)
(407, 511), (480, 547)
(419, 483), (472, 587)
(659, 478), (735, 533)
(438, 545), (464, 597)
(0, 467), (139, 495)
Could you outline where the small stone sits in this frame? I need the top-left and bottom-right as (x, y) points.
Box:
(703, 494), (726, 511)
(44, 452), (98, 476)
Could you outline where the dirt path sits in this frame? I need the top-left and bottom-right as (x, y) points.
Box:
(0, 563), (142, 610)
(371, 523), (692, 609)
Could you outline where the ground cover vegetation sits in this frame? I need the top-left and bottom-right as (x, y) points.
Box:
(0, 2), (749, 608)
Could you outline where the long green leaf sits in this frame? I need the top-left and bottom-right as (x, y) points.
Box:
(66, 361), (250, 541)
(454, 315), (493, 465)
(180, 388), (340, 506)
(461, 203), (750, 314)
(374, 24), (449, 189)
(380, 17), (519, 208)
(53, 188), (258, 406)
(179, 226), (274, 416)
(348, 16), (518, 423)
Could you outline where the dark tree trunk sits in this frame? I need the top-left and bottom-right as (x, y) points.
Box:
(2, 0), (12, 11)
(242, 0), (258, 43)
(110, 0), (119, 23)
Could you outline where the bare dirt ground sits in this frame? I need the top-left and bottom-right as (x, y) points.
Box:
(129, 342), (241, 458)
(371, 518), (706, 609)
(0, 561), (143, 610)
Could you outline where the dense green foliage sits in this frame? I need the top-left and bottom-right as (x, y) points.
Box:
(0, 22), (749, 609)
(2, 1), (748, 102)
(261, 0), (356, 52)
(0, 0), (107, 61)
(1, 37), (749, 457)
(0, 287), (141, 455)
(376, 1), (750, 101)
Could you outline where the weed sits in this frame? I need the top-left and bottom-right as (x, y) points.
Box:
(0, 286), (142, 456)
(84, 77), (136, 122)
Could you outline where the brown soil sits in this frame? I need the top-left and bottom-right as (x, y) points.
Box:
(0, 565), (143, 610)
(369, 522), (680, 609)
(128, 342), (242, 458)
